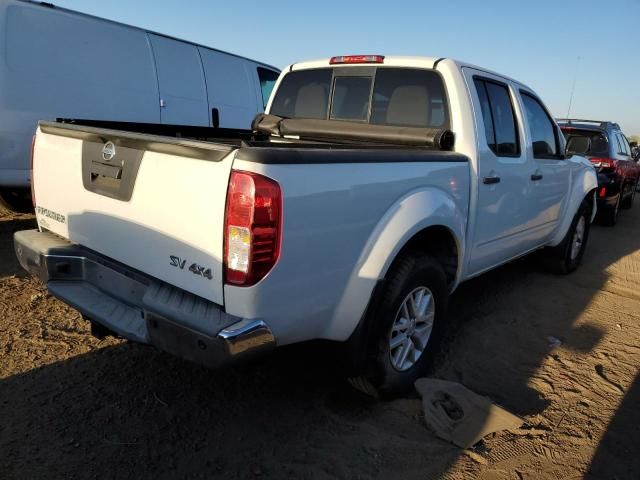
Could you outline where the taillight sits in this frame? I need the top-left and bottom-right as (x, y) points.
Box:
(329, 55), (385, 65)
(589, 157), (616, 170)
(224, 170), (282, 286)
(30, 134), (36, 207)
(599, 187), (607, 198)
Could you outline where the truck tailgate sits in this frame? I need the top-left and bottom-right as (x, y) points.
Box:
(32, 122), (236, 305)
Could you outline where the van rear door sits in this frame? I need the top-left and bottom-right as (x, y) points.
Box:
(199, 49), (262, 129)
(149, 34), (209, 126)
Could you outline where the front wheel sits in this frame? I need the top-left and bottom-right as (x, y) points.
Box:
(348, 253), (448, 398)
(542, 200), (591, 274)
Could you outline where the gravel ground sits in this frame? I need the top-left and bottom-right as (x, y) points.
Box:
(0, 204), (638, 479)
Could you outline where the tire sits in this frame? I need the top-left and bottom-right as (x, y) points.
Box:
(621, 181), (637, 210)
(600, 193), (620, 226)
(348, 253), (448, 398)
(542, 200), (591, 274)
(0, 188), (33, 214)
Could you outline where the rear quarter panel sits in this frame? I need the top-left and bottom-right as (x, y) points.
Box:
(225, 158), (470, 345)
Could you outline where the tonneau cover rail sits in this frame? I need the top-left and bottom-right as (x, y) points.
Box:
(252, 114), (455, 150)
(39, 121), (237, 162)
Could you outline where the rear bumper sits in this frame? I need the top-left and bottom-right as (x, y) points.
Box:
(14, 229), (275, 368)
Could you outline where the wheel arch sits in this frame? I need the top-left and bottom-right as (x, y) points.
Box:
(548, 165), (598, 247)
(324, 187), (466, 343)
(339, 224), (460, 377)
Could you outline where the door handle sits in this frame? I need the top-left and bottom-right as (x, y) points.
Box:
(211, 108), (220, 129)
(531, 173), (543, 181)
(483, 175), (501, 185)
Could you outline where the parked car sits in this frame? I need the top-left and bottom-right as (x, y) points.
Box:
(15, 55), (597, 397)
(0, 0), (279, 211)
(557, 119), (640, 225)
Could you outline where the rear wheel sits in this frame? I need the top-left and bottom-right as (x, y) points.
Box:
(621, 181), (637, 210)
(348, 253), (448, 398)
(600, 192), (620, 226)
(542, 200), (591, 274)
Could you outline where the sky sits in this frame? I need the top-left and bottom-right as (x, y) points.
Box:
(51, 0), (640, 135)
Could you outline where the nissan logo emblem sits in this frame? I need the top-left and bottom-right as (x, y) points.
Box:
(102, 141), (116, 161)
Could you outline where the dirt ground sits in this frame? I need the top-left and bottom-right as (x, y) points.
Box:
(0, 203), (638, 480)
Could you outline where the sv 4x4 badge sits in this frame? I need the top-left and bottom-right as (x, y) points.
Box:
(170, 255), (213, 280)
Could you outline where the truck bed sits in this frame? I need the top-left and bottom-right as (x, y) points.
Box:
(32, 120), (469, 342)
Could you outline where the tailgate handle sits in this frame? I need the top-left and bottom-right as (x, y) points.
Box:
(90, 161), (122, 180)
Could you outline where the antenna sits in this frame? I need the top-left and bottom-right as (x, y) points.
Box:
(566, 56), (581, 119)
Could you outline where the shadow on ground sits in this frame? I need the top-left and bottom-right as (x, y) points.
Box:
(0, 206), (639, 479)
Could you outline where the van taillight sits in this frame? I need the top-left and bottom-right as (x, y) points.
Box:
(30, 134), (36, 207)
(224, 170), (282, 286)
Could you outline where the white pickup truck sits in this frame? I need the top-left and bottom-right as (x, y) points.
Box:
(15, 55), (597, 397)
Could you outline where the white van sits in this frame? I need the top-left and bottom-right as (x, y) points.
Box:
(0, 0), (280, 210)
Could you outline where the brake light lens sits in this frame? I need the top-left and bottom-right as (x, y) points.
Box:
(330, 55), (385, 65)
(224, 170), (282, 286)
(589, 157), (616, 170)
(30, 134), (36, 208)
(599, 187), (607, 198)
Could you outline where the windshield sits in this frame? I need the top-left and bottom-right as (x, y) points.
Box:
(561, 129), (609, 156)
(269, 67), (450, 129)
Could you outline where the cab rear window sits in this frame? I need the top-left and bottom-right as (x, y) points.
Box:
(269, 67), (450, 129)
(561, 129), (609, 157)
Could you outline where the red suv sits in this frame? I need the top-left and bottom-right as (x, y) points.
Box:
(558, 119), (640, 225)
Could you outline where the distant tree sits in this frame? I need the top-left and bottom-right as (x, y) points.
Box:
(628, 135), (640, 148)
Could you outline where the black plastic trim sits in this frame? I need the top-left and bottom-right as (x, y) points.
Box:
(236, 147), (468, 165)
(40, 121), (236, 162)
(81, 141), (143, 202)
(473, 75), (522, 158)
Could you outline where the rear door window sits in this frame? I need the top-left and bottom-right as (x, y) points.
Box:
(613, 133), (625, 155)
(617, 133), (631, 156)
(474, 79), (496, 152)
(257, 67), (280, 109)
(520, 92), (559, 158)
(473, 78), (520, 156)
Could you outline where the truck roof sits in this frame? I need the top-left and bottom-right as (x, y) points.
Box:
(16, 0), (280, 72)
(287, 56), (531, 91)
